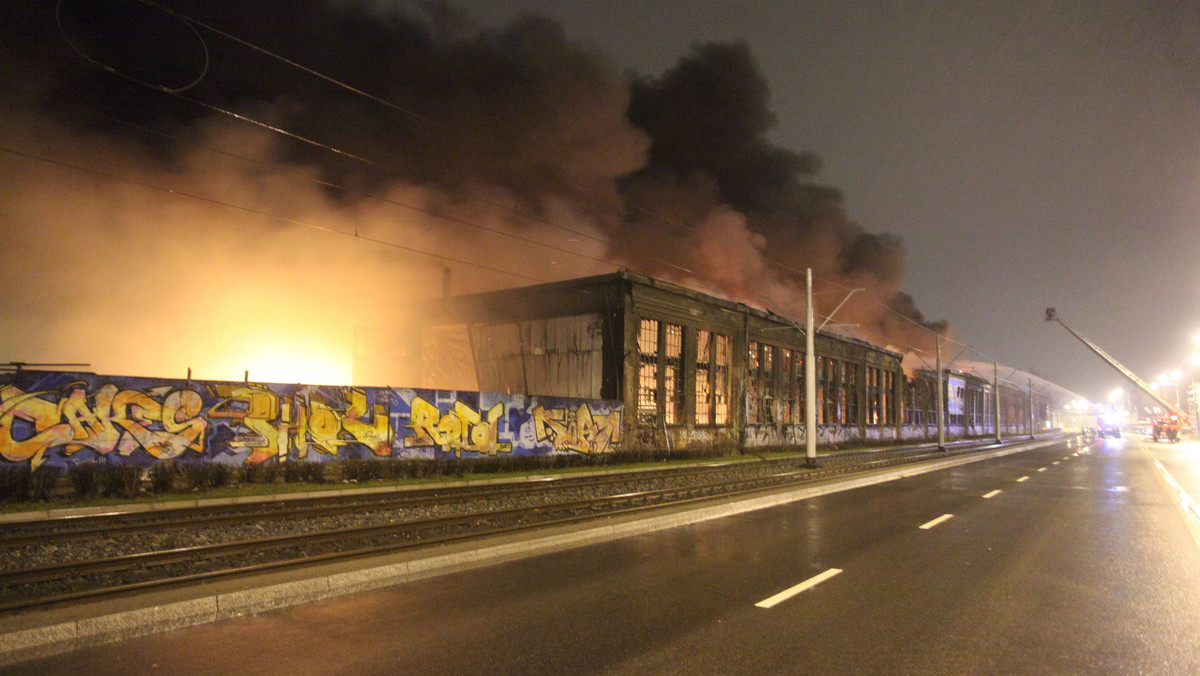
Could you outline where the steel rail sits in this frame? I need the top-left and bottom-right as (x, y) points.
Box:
(0, 444), (960, 548)
(0, 442), (987, 613)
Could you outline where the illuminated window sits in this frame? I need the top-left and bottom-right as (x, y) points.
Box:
(866, 366), (889, 426)
(713, 333), (730, 425)
(781, 349), (805, 424)
(782, 349), (795, 424)
(696, 330), (712, 424)
(664, 323), (684, 425)
(843, 362), (858, 425)
(748, 342), (776, 424)
(761, 344), (775, 424)
(747, 341), (760, 424)
(638, 319), (658, 423)
(695, 330), (732, 427)
(639, 318), (685, 426)
(818, 357), (840, 424)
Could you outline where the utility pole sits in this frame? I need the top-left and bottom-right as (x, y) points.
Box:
(805, 268), (818, 467)
(1028, 377), (1035, 438)
(936, 336), (945, 451)
(993, 360), (1001, 443)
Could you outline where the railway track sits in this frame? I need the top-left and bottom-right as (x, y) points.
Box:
(0, 440), (1008, 613)
(0, 443), (947, 547)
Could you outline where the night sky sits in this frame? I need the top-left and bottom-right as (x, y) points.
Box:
(447, 0), (1200, 402)
(2, 0), (1199, 404)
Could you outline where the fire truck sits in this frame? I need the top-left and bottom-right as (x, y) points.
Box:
(1045, 308), (1189, 442)
(1152, 413), (1182, 443)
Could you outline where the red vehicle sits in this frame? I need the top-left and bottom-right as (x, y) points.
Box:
(1046, 309), (1190, 444)
(1152, 414), (1181, 443)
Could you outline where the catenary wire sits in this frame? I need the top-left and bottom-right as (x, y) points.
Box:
(49, 0), (1016, 375)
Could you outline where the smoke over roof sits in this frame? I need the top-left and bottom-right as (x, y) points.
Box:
(0, 0), (947, 382)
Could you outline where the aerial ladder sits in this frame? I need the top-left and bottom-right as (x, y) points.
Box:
(1045, 308), (1189, 441)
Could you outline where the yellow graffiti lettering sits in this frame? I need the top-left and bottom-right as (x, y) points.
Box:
(406, 397), (446, 446)
(340, 389), (391, 457)
(533, 404), (622, 454)
(404, 397), (511, 457)
(0, 383), (209, 467)
(307, 404), (343, 455)
(208, 387), (282, 465)
(0, 385), (73, 469)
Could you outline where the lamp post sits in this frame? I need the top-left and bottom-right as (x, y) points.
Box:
(805, 268), (817, 467)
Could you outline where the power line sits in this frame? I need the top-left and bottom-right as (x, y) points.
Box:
(49, 0), (993, 364)
(0, 144), (549, 285)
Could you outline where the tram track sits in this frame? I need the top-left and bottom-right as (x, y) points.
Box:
(0, 444), (933, 547)
(0, 440), (1008, 614)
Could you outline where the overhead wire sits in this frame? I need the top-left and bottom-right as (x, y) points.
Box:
(0, 144), (548, 285)
(126, 0), (699, 279)
(49, 0), (1012, 375)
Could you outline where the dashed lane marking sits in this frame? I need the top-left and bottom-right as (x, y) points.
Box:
(983, 490), (1002, 499)
(1037, 467), (1047, 472)
(1016, 476), (1029, 482)
(756, 568), (843, 608)
(919, 514), (954, 530)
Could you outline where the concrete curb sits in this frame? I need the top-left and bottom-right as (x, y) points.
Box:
(0, 437), (1063, 666)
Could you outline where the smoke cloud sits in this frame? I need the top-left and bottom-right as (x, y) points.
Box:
(0, 0), (946, 384)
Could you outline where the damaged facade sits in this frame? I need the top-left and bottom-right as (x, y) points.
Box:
(363, 271), (907, 452)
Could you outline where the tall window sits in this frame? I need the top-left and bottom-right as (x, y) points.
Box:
(779, 349), (806, 425)
(747, 341), (761, 424)
(881, 370), (893, 425)
(695, 330), (731, 426)
(747, 342), (776, 424)
(866, 366), (892, 426)
(664, 323), (684, 424)
(866, 367), (879, 425)
(761, 344), (775, 424)
(843, 362), (859, 425)
(638, 318), (685, 426)
(816, 356), (826, 424)
(782, 349), (796, 424)
(713, 333), (730, 425)
(637, 319), (659, 423)
(819, 356), (840, 424)
(906, 375), (934, 425)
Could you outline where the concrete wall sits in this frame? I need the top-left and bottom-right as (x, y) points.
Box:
(0, 370), (623, 470)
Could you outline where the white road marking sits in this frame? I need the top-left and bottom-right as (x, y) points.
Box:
(1052, 461), (1060, 465)
(1016, 476), (1029, 482)
(1144, 444), (1200, 552)
(919, 514), (954, 530)
(1037, 467), (1047, 472)
(982, 490), (1001, 499)
(756, 568), (843, 608)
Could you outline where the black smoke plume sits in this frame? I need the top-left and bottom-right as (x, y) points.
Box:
(0, 0), (946, 382)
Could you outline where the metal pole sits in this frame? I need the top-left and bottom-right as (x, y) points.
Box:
(936, 336), (945, 450)
(993, 360), (1001, 443)
(1028, 377), (1035, 438)
(805, 268), (818, 467)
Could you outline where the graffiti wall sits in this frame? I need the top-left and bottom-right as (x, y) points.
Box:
(0, 371), (622, 469)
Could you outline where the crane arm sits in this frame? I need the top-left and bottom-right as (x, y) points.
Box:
(1044, 308), (1188, 422)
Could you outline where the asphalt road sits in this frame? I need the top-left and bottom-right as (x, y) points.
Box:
(9, 436), (1200, 675)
